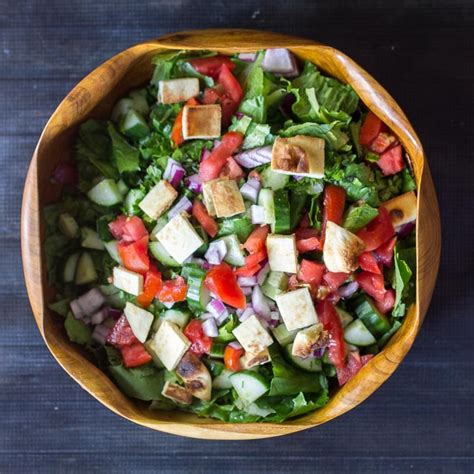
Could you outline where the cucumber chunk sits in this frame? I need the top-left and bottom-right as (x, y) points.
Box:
(354, 296), (391, 338)
(213, 369), (234, 389)
(48, 298), (70, 317)
(124, 189), (145, 216)
(209, 342), (226, 359)
(285, 343), (322, 372)
(273, 189), (291, 233)
(58, 213), (79, 239)
(220, 234), (245, 266)
(344, 319), (377, 347)
(129, 89), (150, 115)
(87, 179), (123, 207)
(149, 241), (180, 267)
(81, 227), (105, 250)
(63, 253), (80, 283)
(261, 167), (290, 190)
(230, 370), (269, 404)
(258, 188), (275, 226)
(116, 179), (129, 196)
(152, 309), (190, 331)
(261, 271), (288, 300)
(336, 307), (354, 328)
(272, 323), (298, 346)
(74, 252), (97, 285)
(111, 97), (134, 123)
(103, 240), (122, 264)
(120, 109), (150, 139)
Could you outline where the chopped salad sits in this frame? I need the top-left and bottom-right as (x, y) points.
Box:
(45, 48), (417, 422)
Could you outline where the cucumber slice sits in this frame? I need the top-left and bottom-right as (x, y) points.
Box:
(217, 215), (254, 242)
(63, 253), (80, 282)
(378, 320), (402, 349)
(124, 188), (145, 216)
(153, 309), (190, 331)
(120, 109), (149, 139)
(258, 188), (275, 226)
(74, 252), (97, 285)
(87, 179), (123, 207)
(123, 302), (153, 343)
(184, 265), (211, 313)
(336, 307), (354, 328)
(261, 167), (290, 190)
(116, 179), (129, 196)
(354, 296), (391, 338)
(58, 213), (78, 239)
(289, 191), (307, 231)
(273, 189), (291, 233)
(149, 241), (180, 267)
(194, 225), (209, 257)
(81, 227), (105, 250)
(285, 343), (322, 372)
(261, 271), (288, 300)
(344, 319), (377, 347)
(209, 342), (226, 358)
(111, 97), (133, 123)
(129, 89), (150, 115)
(272, 323), (298, 346)
(104, 240), (122, 264)
(230, 370), (269, 404)
(150, 217), (168, 240)
(220, 234), (245, 266)
(213, 369), (234, 389)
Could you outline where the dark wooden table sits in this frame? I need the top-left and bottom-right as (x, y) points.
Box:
(1, 1), (473, 472)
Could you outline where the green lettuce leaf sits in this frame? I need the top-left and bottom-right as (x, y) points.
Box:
(242, 123), (273, 149)
(64, 312), (92, 345)
(392, 246), (416, 317)
(343, 202), (379, 233)
(107, 123), (140, 174)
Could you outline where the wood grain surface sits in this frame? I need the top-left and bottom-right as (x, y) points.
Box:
(2, 0), (474, 471)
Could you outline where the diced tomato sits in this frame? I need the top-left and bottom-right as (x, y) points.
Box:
(234, 263), (261, 277)
(248, 170), (261, 182)
(109, 215), (148, 243)
(120, 342), (152, 368)
(298, 260), (325, 287)
(355, 271), (386, 302)
(170, 97), (200, 147)
(326, 291), (341, 305)
(118, 236), (150, 274)
(360, 354), (374, 366)
(157, 276), (188, 303)
(374, 236), (397, 267)
(295, 228), (322, 253)
(202, 87), (222, 104)
(374, 288), (395, 314)
(245, 248), (267, 267)
(218, 64), (243, 104)
(188, 55), (236, 79)
(224, 344), (245, 371)
(357, 206), (395, 251)
(184, 320), (212, 357)
(219, 156), (244, 180)
(317, 300), (345, 368)
(359, 111), (385, 146)
(377, 145), (405, 176)
(199, 131), (243, 182)
(322, 185), (346, 243)
(205, 263), (246, 309)
(298, 212), (310, 228)
(137, 266), (162, 308)
(369, 132), (397, 154)
(243, 225), (270, 254)
(358, 252), (381, 274)
(107, 314), (137, 347)
(52, 162), (78, 186)
(220, 95), (239, 126)
(323, 272), (350, 291)
(192, 200), (219, 238)
(337, 352), (374, 386)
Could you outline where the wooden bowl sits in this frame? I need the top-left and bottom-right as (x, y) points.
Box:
(21, 29), (441, 439)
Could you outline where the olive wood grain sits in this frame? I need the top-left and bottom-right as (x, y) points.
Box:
(21, 29), (441, 439)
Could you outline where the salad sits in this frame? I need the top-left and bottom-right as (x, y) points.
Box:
(45, 48), (417, 422)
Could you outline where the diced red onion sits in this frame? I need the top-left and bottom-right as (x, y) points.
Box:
(338, 281), (359, 299)
(204, 240), (227, 265)
(201, 149), (211, 161)
(213, 140), (221, 150)
(236, 308), (245, 317)
(203, 262), (211, 271)
(92, 324), (112, 345)
(241, 286), (253, 296)
(313, 347), (326, 358)
(240, 182), (259, 203)
(235, 112), (245, 119)
(229, 341), (243, 350)
(246, 177), (261, 192)
(202, 318), (218, 337)
(238, 52), (257, 62)
(266, 318), (280, 328)
(262, 49), (299, 77)
(233, 146), (272, 168)
(397, 220), (416, 238)
(200, 312), (215, 321)
(293, 175), (304, 181)
(186, 174), (202, 194)
(239, 306), (254, 322)
(270, 310), (280, 321)
(257, 262), (270, 285)
(237, 275), (258, 287)
(250, 205), (266, 224)
(168, 196), (193, 220)
(51, 162), (78, 186)
(163, 158), (185, 188)
(91, 308), (107, 325)
(70, 288), (106, 320)
(252, 285), (271, 318)
(206, 299), (228, 319)
(267, 297), (276, 311)
(107, 307), (123, 320)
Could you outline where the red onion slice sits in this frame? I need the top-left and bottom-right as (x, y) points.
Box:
(250, 205), (266, 225)
(256, 262), (270, 285)
(240, 182), (259, 203)
(70, 288), (106, 320)
(252, 285), (271, 318)
(238, 52), (257, 63)
(185, 174), (202, 194)
(229, 341), (243, 350)
(338, 281), (359, 299)
(237, 275), (258, 287)
(168, 196), (193, 220)
(233, 146), (272, 168)
(202, 318), (218, 337)
(239, 306), (254, 322)
(204, 240), (227, 265)
(92, 324), (112, 345)
(262, 49), (299, 77)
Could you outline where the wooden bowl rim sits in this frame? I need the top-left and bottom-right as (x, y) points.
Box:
(21, 29), (441, 439)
